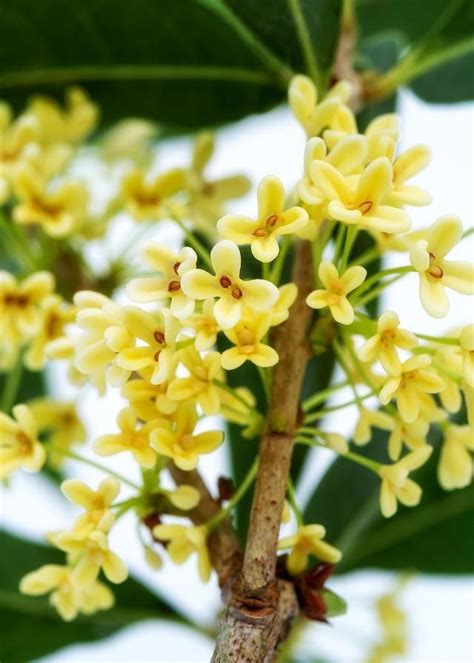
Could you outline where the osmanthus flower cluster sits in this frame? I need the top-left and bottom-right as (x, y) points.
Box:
(0, 75), (472, 624)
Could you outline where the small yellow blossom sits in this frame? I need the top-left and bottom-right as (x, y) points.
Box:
(460, 324), (474, 387)
(20, 564), (113, 621)
(310, 157), (411, 233)
(438, 424), (474, 490)
(24, 295), (76, 370)
(288, 75), (351, 138)
(13, 167), (88, 237)
(278, 524), (342, 575)
(61, 477), (120, 536)
(121, 167), (185, 220)
(385, 144), (432, 207)
(0, 404), (45, 479)
(149, 404), (223, 470)
(27, 87), (97, 144)
(53, 525), (127, 586)
(217, 176), (308, 262)
(378, 446), (432, 517)
(126, 244), (197, 318)
(388, 416), (430, 461)
(28, 399), (86, 464)
(121, 371), (177, 420)
(0, 103), (38, 202)
(0, 270), (55, 347)
(354, 407), (394, 446)
(379, 354), (446, 423)
(221, 314), (278, 370)
(144, 547), (163, 570)
(153, 523), (211, 582)
(184, 299), (220, 351)
(306, 260), (366, 325)
(320, 431), (349, 454)
(74, 294), (133, 392)
(184, 132), (250, 228)
(181, 240), (279, 329)
(298, 135), (368, 206)
(358, 311), (418, 376)
(94, 408), (162, 468)
(410, 215), (474, 317)
(114, 306), (180, 385)
(166, 348), (223, 414)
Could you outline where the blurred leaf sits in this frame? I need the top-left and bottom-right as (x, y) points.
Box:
(0, 365), (45, 412)
(303, 417), (474, 575)
(410, 51), (474, 103)
(0, 0), (342, 130)
(0, 529), (198, 663)
(357, 0), (474, 103)
(322, 588), (347, 617)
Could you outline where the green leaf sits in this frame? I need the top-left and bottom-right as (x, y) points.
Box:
(0, 529), (197, 663)
(0, 0), (342, 131)
(410, 50), (474, 103)
(322, 588), (347, 617)
(0, 365), (45, 412)
(356, 0), (474, 103)
(303, 420), (474, 575)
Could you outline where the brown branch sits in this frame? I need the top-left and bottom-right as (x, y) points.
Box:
(169, 464), (242, 588)
(212, 240), (315, 661)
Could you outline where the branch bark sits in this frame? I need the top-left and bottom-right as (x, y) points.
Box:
(212, 240), (315, 661)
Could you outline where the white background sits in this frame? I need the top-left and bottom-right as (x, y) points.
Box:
(1, 89), (473, 662)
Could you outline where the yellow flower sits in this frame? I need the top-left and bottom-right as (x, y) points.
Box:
(410, 215), (474, 317)
(438, 424), (474, 490)
(28, 399), (86, 464)
(61, 477), (120, 536)
(27, 87), (97, 144)
(384, 145), (431, 207)
(184, 299), (220, 351)
(306, 260), (366, 325)
(122, 371), (177, 421)
(153, 523), (211, 582)
(181, 240), (279, 329)
(298, 135), (368, 206)
(94, 407), (163, 468)
(20, 564), (113, 621)
(324, 110), (400, 155)
(358, 311), (418, 376)
(184, 132), (250, 229)
(121, 167), (185, 220)
(53, 525), (127, 586)
(288, 75), (351, 138)
(221, 314), (278, 370)
(354, 407), (394, 446)
(149, 404), (223, 470)
(310, 157), (411, 233)
(0, 103), (38, 202)
(74, 294), (133, 392)
(166, 348), (223, 414)
(13, 167), (88, 237)
(126, 244), (197, 319)
(0, 404), (45, 479)
(434, 344), (462, 414)
(388, 416), (430, 461)
(114, 306), (180, 385)
(0, 270), (54, 347)
(278, 524), (342, 575)
(24, 294), (76, 370)
(379, 354), (446, 423)
(378, 446), (432, 517)
(460, 324), (474, 387)
(217, 176), (308, 262)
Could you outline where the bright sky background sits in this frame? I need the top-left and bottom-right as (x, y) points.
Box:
(1, 88), (473, 663)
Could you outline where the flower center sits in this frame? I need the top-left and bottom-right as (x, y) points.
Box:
(381, 329), (396, 347)
(428, 252), (444, 279)
(358, 200), (373, 215)
(168, 280), (181, 292)
(16, 432), (32, 455)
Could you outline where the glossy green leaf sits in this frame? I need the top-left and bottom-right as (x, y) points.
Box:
(0, 529), (197, 663)
(0, 0), (342, 130)
(303, 419), (474, 575)
(410, 51), (474, 103)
